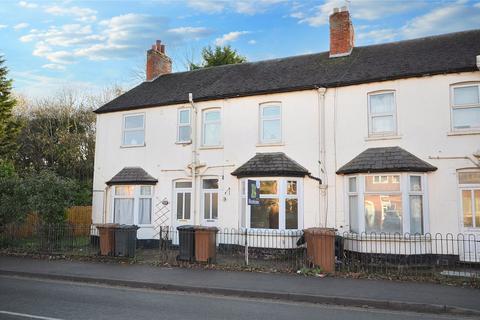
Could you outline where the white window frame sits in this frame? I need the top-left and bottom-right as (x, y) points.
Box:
(202, 108), (222, 147)
(202, 178), (219, 221)
(122, 113), (145, 147)
(347, 176), (359, 233)
(457, 170), (480, 230)
(259, 102), (282, 144)
(450, 83), (480, 132)
(177, 108), (192, 143)
(240, 177), (303, 230)
(174, 180), (193, 221)
(346, 173), (428, 235)
(111, 185), (153, 226)
(367, 91), (397, 137)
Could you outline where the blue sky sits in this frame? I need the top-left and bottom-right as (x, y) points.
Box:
(1, 0), (480, 98)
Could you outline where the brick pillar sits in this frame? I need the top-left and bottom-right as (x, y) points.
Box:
(146, 40), (172, 81)
(329, 7), (354, 58)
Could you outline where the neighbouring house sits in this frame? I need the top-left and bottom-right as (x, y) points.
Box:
(92, 8), (480, 258)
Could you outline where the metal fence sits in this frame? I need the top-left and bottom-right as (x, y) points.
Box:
(1, 224), (479, 282)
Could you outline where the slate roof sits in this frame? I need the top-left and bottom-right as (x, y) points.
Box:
(336, 147), (437, 175)
(231, 152), (310, 178)
(96, 29), (480, 114)
(106, 167), (158, 185)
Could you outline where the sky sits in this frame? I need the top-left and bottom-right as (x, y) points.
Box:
(1, 0), (480, 98)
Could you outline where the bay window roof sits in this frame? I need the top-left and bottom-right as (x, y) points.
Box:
(336, 146), (437, 175)
(106, 167), (158, 185)
(232, 152), (310, 178)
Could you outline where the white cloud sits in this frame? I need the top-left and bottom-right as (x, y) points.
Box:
(18, 1), (38, 8)
(248, 39), (257, 45)
(215, 31), (250, 45)
(357, 28), (396, 44)
(14, 23), (29, 30)
(187, 0), (226, 13)
(187, 0), (285, 15)
(0, 25), (7, 30)
(42, 63), (66, 71)
(234, 0), (286, 15)
(44, 5), (97, 22)
(475, 2), (480, 9)
(166, 27), (212, 40)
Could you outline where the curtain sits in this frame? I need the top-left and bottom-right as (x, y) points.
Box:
(138, 198), (152, 224)
(114, 198), (134, 224)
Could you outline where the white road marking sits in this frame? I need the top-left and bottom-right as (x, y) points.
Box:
(0, 310), (64, 320)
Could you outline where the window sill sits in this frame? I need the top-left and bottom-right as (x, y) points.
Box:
(175, 140), (192, 145)
(364, 135), (402, 142)
(256, 142), (285, 147)
(344, 232), (432, 241)
(199, 145), (223, 150)
(120, 144), (146, 149)
(447, 131), (480, 136)
(137, 224), (154, 228)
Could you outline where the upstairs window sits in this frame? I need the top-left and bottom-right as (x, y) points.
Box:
(451, 84), (480, 131)
(122, 114), (145, 146)
(177, 108), (191, 143)
(368, 91), (397, 136)
(260, 103), (282, 143)
(202, 109), (221, 146)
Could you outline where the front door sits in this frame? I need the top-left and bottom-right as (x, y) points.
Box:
(201, 178), (219, 226)
(458, 171), (480, 262)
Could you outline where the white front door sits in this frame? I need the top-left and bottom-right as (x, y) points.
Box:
(458, 171), (480, 262)
(201, 178), (219, 226)
(173, 181), (193, 228)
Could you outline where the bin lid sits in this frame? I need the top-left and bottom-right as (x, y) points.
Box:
(304, 227), (336, 235)
(116, 224), (140, 230)
(95, 223), (119, 229)
(194, 226), (219, 231)
(177, 225), (196, 230)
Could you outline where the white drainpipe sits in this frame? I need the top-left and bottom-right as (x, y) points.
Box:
(189, 93), (198, 225)
(316, 87), (327, 227)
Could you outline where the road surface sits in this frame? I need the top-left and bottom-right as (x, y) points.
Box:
(0, 275), (470, 320)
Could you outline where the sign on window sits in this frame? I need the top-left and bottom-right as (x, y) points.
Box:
(247, 180), (260, 205)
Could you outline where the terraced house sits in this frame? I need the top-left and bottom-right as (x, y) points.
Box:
(92, 8), (480, 259)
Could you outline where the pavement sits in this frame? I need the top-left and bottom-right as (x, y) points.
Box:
(0, 256), (479, 317)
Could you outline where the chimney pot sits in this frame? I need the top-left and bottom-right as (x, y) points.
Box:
(329, 8), (354, 58)
(146, 39), (172, 81)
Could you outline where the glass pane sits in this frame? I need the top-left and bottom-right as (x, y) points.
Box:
(454, 86), (479, 105)
(365, 175), (400, 192)
(123, 130), (145, 145)
(204, 122), (221, 146)
(212, 193), (218, 219)
(250, 198), (279, 229)
(371, 115), (394, 133)
(458, 172), (480, 184)
(370, 93), (394, 114)
(138, 198), (151, 224)
(204, 193), (210, 219)
(203, 179), (219, 189)
(262, 105), (280, 117)
(184, 193), (191, 220)
(140, 186), (152, 196)
(176, 193), (184, 219)
(179, 109), (190, 124)
(462, 190), (473, 227)
(410, 176), (422, 192)
(364, 194), (403, 233)
(178, 126), (191, 141)
(124, 115), (144, 129)
(175, 181), (192, 188)
(114, 198), (134, 224)
(409, 195), (423, 234)
(287, 181), (297, 195)
(285, 198), (298, 229)
(348, 177), (357, 193)
(259, 181), (277, 194)
(240, 197), (246, 228)
(349, 196), (358, 233)
(205, 110), (220, 121)
(452, 108), (480, 129)
(475, 190), (480, 228)
(262, 119), (281, 141)
(115, 186), (135, 196)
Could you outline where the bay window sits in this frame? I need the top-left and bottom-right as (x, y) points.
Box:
(122, 114), (145, 146)
(451, 83), (480, 131)
(458, 171), (480, 229)
(259, 103), (282, 143)
(113, 185), (153, 225)
(347, 174), (426, 234)
(241, 178), (301, 230)
(202, 109), (221, 146)
(368, 91), (397, 136)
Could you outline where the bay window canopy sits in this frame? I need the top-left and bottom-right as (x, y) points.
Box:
(106, 167), (158, 186)
(232, 152), (310, 178)
(336, 147), (437, 175)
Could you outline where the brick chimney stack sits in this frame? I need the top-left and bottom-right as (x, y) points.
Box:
(329, 6), (354, 58)
(146, 40), (172, 81)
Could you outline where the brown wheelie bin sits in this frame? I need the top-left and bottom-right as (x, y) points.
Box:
(304, 227), (336, 273)
(96, 223), (118, 256)
(194, 226), (218, 263)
